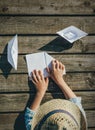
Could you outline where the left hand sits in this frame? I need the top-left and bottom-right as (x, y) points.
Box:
(31, 70), (49, 97)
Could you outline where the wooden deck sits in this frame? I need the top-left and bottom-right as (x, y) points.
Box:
(0, 0), (95, 130)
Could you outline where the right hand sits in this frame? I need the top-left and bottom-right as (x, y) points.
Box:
(47, 60), (65, 85)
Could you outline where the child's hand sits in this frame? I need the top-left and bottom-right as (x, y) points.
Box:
(31, 70), (49, 97)
(47, 60), (65, 85)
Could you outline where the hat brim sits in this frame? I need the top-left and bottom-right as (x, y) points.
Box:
(31, 99), (87, 130)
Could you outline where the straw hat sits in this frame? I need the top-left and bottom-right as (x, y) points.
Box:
(31, 99), (87, 130)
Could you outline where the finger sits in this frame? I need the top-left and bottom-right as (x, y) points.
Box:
(59, 62), (64, 70)
(46, 67), (50, 73)
(56, 60), (59, 69)
(46, 67), (51, 76)
(38, 70), (44, 80)
(59, 62), (62, 69)
(32, 70), (38, 82)
(52, 60), (56, 70)
(31, 77), (36, 85)
(62, 65), (65, 70)
(35, 70), (41, 81)
(46, 67), (53, 78)
(45, 77), (49, 84)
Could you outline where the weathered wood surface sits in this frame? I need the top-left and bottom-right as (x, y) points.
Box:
(0, 54), (95, 74)
(0, 36), (95, 54)
(0, 92), (95, 111)
(0, 0), (95, 130)
(0, 0), (95, 15)
(0, 73), (95, 92)
(0, 110), (94, 130)
(88, 129), (95, 130)
(0, 17), (95, 34)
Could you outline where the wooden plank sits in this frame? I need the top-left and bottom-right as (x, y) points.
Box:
(0, 111), (94, 130)
(0, 73), (95, 92)
(88, 127), (95, 130)
(0, 17), (95, 34)
(0, 92), (95, 112)
(0, 0), (95, 14)
(0, 54), (95, 74)
(0, 36), (95, 54)
(86, 110), (95, 127)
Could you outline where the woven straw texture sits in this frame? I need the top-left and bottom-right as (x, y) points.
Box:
(31, 99), (86, 130)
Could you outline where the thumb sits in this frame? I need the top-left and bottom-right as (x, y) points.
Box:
(45, 77), (49, 84)
(46, 67), (50, 73)
(46, 67), (52, 77)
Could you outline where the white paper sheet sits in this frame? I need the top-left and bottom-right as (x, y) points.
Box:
(26, 52), (53, 77)
(7, 35), (18, 70)
(26, 52), (66, 77)
(57, 26), (88, 43)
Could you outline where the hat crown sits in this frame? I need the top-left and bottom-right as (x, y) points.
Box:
(32, 99), (86, 130)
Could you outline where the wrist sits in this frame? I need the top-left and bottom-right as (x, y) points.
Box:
(55, 77), (64, 85)
(30, 92), (44, 111)
(36, 91), (45, 99)
(57, 79), (67, 89)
